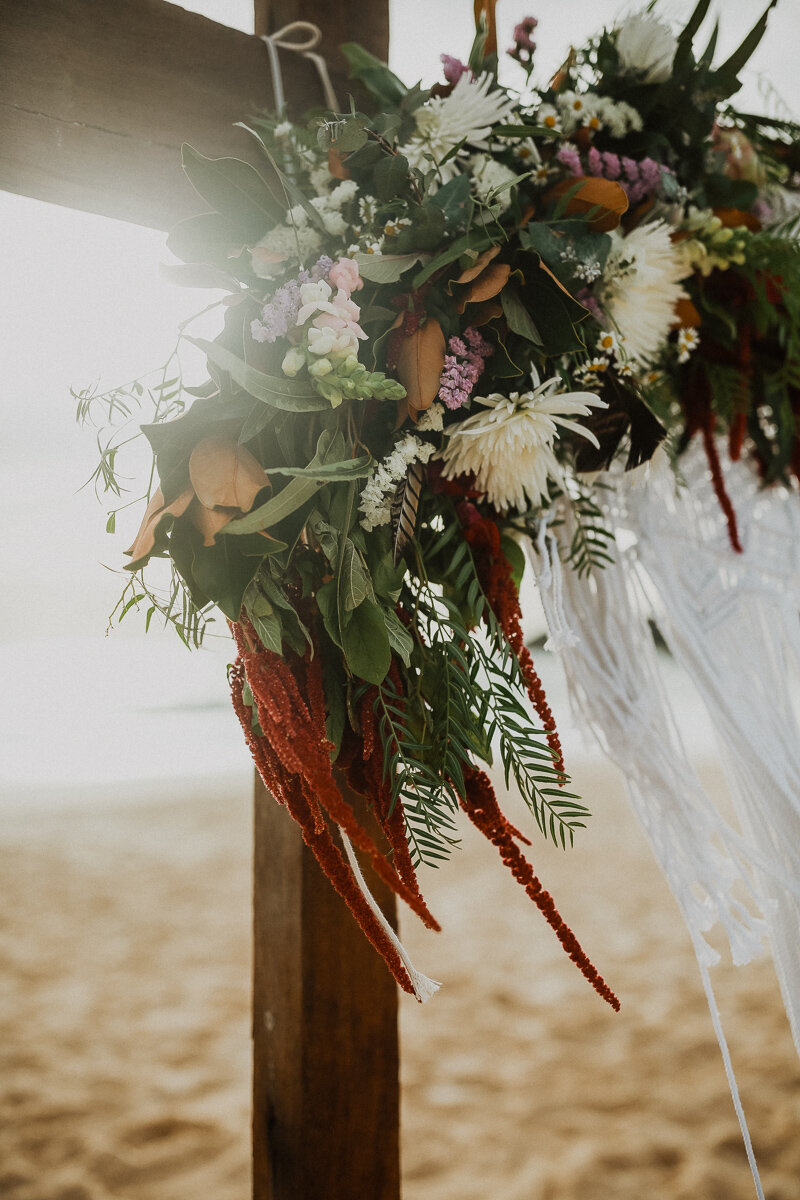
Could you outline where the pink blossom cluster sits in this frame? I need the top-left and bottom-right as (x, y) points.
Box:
(557, 145), (672, 205)
(509, 16), (538, 64)
(440, 54), (470, 85)
(438, 328), (493, 410)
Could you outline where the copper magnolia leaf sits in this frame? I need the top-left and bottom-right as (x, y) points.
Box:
(189, 499), (235, 547)
(673, 296), (702, 329)
(457, 262), (512, 313)
(549, 176), (629, 231)
(189, 436), (270, 512)
(124, 487), (194, 565)
(396, 319), (446, 420)
(453, 244), (501, 287)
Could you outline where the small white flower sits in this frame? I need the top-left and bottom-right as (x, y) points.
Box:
(439, 370), (607, 513)
(417, 402), (445, 433)
(676, 326), (700, 363)
(296, 279), (333, 325)
(359, 436), (435, 531)
(274, 121), (293, 138)
(536, 103), (560, 133)
(616, 12), (678, 85)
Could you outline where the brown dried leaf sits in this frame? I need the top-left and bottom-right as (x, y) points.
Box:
(453, 245), (500, 287)
(713, 207), (761, 232)
(547, 176), (629, 231)
(328, 147), (352, 180)
(124, 487), (194, 565)
(457, 262), (512, 313)
(466, 298), (504, 326)
(396, 319), (446, 421)
(189, 499), (235, 547)
(673, 297), (702, 329)
(189, 436), (270, 512)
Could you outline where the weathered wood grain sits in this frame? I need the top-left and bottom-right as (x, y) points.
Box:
(0, 0), (347, 229)
(253, 774), (400, 1200)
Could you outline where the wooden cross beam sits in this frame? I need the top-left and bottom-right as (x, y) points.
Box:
(0, 2), (399, 1197)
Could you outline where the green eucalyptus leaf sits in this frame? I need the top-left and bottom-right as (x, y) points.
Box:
(374, 153), (411, 201)
(384, 607), (413, 666)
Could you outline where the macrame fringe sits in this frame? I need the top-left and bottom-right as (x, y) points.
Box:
(532, 438), (800, 1198)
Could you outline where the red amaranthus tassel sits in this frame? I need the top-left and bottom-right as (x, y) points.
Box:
(702, 412), (744, 553)
(464, 512), (566, 779)
(230, 622), (440, 996)
(461, 766), (620, 1011)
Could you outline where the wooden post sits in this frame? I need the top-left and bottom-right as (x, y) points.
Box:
(1, 3), (399, 1196)
(253, 777), (400, 1200)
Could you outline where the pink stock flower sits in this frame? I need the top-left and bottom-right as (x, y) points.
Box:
(441, 54), (469, 85)
(328, 256), (363, 294)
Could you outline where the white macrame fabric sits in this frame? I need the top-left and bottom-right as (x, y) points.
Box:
(529, 441), (800, 1199)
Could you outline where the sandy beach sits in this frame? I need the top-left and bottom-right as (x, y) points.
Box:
(1, 756), (798, 1200)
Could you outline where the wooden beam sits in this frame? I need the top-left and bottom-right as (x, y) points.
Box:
(0, 0), (352, 230)
(253, 775), (400, 1200)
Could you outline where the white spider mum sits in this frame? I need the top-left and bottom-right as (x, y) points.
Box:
(603, 222), (687, 366)
(439, 373), (607, 513)
(616, 13), (677, 85)
(402, 72), (516, 183)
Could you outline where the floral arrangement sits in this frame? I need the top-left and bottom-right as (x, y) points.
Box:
(80, 2), (800, 1006)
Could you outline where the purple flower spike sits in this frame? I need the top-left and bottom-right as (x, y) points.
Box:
(438, 328), (493, 410)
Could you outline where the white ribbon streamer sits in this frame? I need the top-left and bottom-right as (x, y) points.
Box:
(339, 828), (441, 1004)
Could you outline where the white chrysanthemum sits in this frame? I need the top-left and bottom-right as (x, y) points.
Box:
(616, 12), (677, 84)
(602, 222), (687, 366)
(401, 72), (516, 183)
(439, 372), (607, 513)
(469, 153), (519, 213)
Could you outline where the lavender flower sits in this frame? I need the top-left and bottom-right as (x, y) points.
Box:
(251, 256), (333, 344)
(438, 328), (493, 410)
(557, 145), (582, 176)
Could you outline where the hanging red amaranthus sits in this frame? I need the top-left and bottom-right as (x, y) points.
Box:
(461, 766), (620, 1011)
(230, 622), (439, 997)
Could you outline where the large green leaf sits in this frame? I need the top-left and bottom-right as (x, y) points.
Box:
(181, 145), (285, 236)
(341, 598), (392, 684)
(355, 252), (428, 283)
(265, 456), (373, 481)
(188, 337), (329, 412)
(501, 289), (543, 347)
(340, 42), (409, 107)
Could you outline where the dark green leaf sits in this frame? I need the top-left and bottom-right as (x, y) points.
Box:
(180, 145), (285, 236)
(187, 337), (328, 412)
(341, 598), (392, 684)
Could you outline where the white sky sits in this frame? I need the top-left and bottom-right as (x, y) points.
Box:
(1, 0), (798, 794)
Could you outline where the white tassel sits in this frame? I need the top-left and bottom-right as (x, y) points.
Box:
(532, 512), (580, 653)
(339, 828), (441, 1004)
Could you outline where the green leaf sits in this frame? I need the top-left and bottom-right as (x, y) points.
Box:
(191, 536), (260, 621)
(384, 607), (413, 666)
(340, 42), (409, 107)
(338, 539), (373, 611)
(180, 145), (285, 236)
(494, 123), (556, 139)
(187, 337), (328, 412)
(392, 204), (446, 253)
(234, 122), (330, 235)
(713, 0), (777, 83)
(374, 153), (411, 201)
(429, 173), (473, 225)
(263, 455), (373, 481)
(223, 429), (340, 535)
(355, 252), (429, 283)
(166, 212), (245, 265)
(341, 598), (392, 684)
(317, 579), (342, 649)
(412, 230), (496, 287)
(677, 0), (712, 47)
(244, 582), (283, 654)
(501, 288), (543, 347)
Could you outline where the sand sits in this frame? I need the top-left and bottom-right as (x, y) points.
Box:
(1, 759), (798, 1199)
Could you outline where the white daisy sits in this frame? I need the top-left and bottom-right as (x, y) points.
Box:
(616, 12), (677, 85)
(676, 326), (700, 363)
(602, 222), (688, 366)
(438, 371), (607, 513)
(402, 72), (516, 183)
